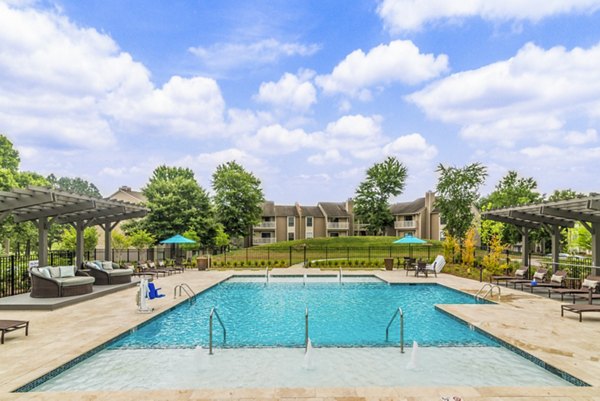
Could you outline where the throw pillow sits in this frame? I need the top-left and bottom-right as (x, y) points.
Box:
(37, 267), (51, 278)
(102, 261), (113, 270)
(533, 271), (546, 280)
(551, 274), (564, 284)
(85, 261), (98, 269)
(93, 260), (103, 269)
(112, 262), (120, 269)
(47, 266), (61, 278)
(60, 265), (75, 277)
(583, 279), (598, 289)
(515, 268), (526, 277)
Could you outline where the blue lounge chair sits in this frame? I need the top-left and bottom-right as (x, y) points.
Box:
(148, 282), (165, 299)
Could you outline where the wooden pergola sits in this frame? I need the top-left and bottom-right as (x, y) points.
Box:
(0, 186), (148, 268)
(481, 195), (600, 273)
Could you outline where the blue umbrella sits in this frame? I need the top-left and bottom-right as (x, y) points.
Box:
(393, 234), (427, 258)
(160, 234), (196, 244)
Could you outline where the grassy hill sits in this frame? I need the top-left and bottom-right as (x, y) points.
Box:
(262, 236), (441, 249)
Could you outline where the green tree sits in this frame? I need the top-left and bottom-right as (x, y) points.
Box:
(547, 189), (585, 202)
(111, 231), (131, 249)
(47, 174), (102, 198)
(214, 223), (230, 248)
(353, 156), (408, 235)
(0, 134), (20, 172)
(479, 171), (542, 245)
(435, 163), (487, 243)
(212, 161), (265, 240)
(58, 226), (99, 252)
(130, 229), (155, 250)
(142, 165), (216, 245)
(181, 229), (200, 251)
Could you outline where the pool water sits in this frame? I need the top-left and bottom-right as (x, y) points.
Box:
(112, 280), (494, 348)
(26, 278), (580, 391)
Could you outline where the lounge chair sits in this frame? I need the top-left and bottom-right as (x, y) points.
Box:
(550, 275), (600, 302)
(561, 303), (600, 322)
(525, 270), (567, 293)
(403, 257), (417, 276)
(159, 260), (184, 274)
(491, 266), (529, 286)
(139, 262), (168, 277)
(510, 268), (548, 290)
(83, 261), (133, 285)
(0, 320), (29, 344)
(29, 266), (95, 298)
(147, 261), (172, 276)
(416, 255), (445, 277)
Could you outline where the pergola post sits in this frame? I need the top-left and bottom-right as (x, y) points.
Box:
(551, 225), (561, 273)
(37, 217), (49, 266)
(592, 223), (600, 275)
(74, 222), (85, 269)
(104, 222), (111, 261)
(521, 227), (530, 268)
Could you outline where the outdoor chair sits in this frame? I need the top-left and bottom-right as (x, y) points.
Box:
(0, 320), (29, 344)
(148, 282), (165, 299)
(525, 270), (567, 294)
(29, 266), (94, 298)
(425, 255), (446, 277)
(403, 257), (417, 276)
(158, 260), (184, 274)
(491, 266), (529, 286)
(561, 303), (600, 322)
(147, 261), (171, 276)
(510, 268), (548, 291)
(83, 261), (133, 285)
(139, 262), (168, 277)
(550, 275), (600, 302)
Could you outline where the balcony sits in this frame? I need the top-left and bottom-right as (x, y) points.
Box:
(253, 221), (276, 229)
(395, 220), (416, 229)
(252, 237), (277, 245)
(327, 221), (349, 230)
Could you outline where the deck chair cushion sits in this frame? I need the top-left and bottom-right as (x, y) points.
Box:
(36, 267), (51, 279)
(583, 279), (598, 289)
(551, 274), (564, 284)
(533, 271), (546, 280)
(59, 265), (75, 277)
(102, 261), (113, 270)
(48, 266), (61, 278)
(515, 268), (526, 278)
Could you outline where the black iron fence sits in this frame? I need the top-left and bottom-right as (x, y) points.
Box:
(211, 245), (444, 268)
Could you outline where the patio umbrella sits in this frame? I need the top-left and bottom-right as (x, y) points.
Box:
(160, 234), (196, 262)
(393, 234), (427, 258)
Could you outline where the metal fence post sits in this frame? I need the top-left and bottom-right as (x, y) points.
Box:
(10, 254), (15, 296)
(289, 247), (292, 266)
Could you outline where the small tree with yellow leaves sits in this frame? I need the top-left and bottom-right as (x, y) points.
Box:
(442, 231), (460, 263)
(461, 227), (476, 267)
(482, 234), (506, 275)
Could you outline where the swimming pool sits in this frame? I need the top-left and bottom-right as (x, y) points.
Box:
(25, 277), (583, 391)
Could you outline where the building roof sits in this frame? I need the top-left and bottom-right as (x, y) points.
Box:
(390, 197), (425, 215)
(318, 202), (350, 217)
(261, 201), (276, 216)
(300, 206), (324, 217)
(107, 186), (146, 204)
(274, 205), (298, 217)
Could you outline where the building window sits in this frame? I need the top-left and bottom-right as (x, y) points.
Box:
(405, 215), (413, 221)
(261, 232), (272, 239)
(288, 216), (294, 227)
(288, 232), (295, 241)
(306, 216), (313, 227)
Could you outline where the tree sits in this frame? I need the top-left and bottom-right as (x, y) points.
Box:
(353, 156), (408, 235)
(130, 229), (155, 250)
(58, 226), (99, 252)
(479, 171), (542, 245)
(214, 224), (230, 249)
(212, 161), (265, 240)
(47, 174), (102, 198)
(181, 229), (200, 251)
(547, 189), (585, 202)
(111, 231), (131, 249)
(142, 165), (216, 246)
(0, 134), (20, 172)
(435, 163), (487, 243)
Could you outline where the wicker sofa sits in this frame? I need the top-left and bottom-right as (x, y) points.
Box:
(83, 261), (133, 285)
(30, 266), (95, 298)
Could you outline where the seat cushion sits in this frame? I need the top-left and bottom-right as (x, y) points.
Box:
(107, 268), (133, 277)
(54, 276), (95, 287)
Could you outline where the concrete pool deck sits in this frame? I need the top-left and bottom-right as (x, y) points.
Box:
(1, 268), (599, 400)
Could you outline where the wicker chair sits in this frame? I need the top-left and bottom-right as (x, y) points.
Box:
(30, 267), (94, 298)
(83, 261), (133, 285)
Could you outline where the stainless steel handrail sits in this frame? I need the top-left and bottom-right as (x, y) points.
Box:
(475, 283), (501, 300)
(209, 307), (227, 355)
(174, 283), (196, 301)
(305, 307), (309, 352)
(385, 307), (404, 353)
(339, 266), (342, 283)
(265, 266), (269, 284)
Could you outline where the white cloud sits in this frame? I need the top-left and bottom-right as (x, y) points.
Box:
(0, 3), (231, 152)
(189, 39), (320, 72)
(408, 42), (600, 146)
(325, 114), (383, 138)
(377, 0), (600, 33)
(564, 128), (598, 145)
(308, 149), (344, 165)
(236, 124), (316, 154)
(255, 71), (317, 112)
(316, 40), (448, 97)
(383, 133), (438, 160)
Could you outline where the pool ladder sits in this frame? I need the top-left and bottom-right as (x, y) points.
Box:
(173, 283), (195, 303)
(475, 283), (501, 300)
(385, 307), (404, 353)
(209, 307), (227, 355)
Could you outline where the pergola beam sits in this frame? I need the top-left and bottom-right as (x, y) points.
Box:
(509, 210), (574, 228)
(0, 192), (55, 212)
(88, 210), (147, 226)
(55, 206), (126, 225)
(13, 200), (96, 223)
(588, 199), (600, 211)
(482, 213), (541, 230)
(540, 206), (600, 224)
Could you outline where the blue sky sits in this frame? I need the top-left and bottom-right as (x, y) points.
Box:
(2, 0), (600, 204)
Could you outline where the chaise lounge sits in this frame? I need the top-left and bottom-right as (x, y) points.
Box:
(491, 266), (529, 286)
(30, 266), (95, 298)
(0, 320), (29, 344)
(525, 270), (567, 293)
(550, 275), (600, 302)
(84, 261), (134, 285)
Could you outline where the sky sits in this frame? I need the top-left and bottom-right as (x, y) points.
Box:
(2, 0), (600, 205)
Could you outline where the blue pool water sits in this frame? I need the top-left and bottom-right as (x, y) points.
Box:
(112, 280), (495, 349)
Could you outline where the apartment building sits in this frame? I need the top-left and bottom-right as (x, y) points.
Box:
(96, 186), (147, 249)
(251, 191), (444, 244)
